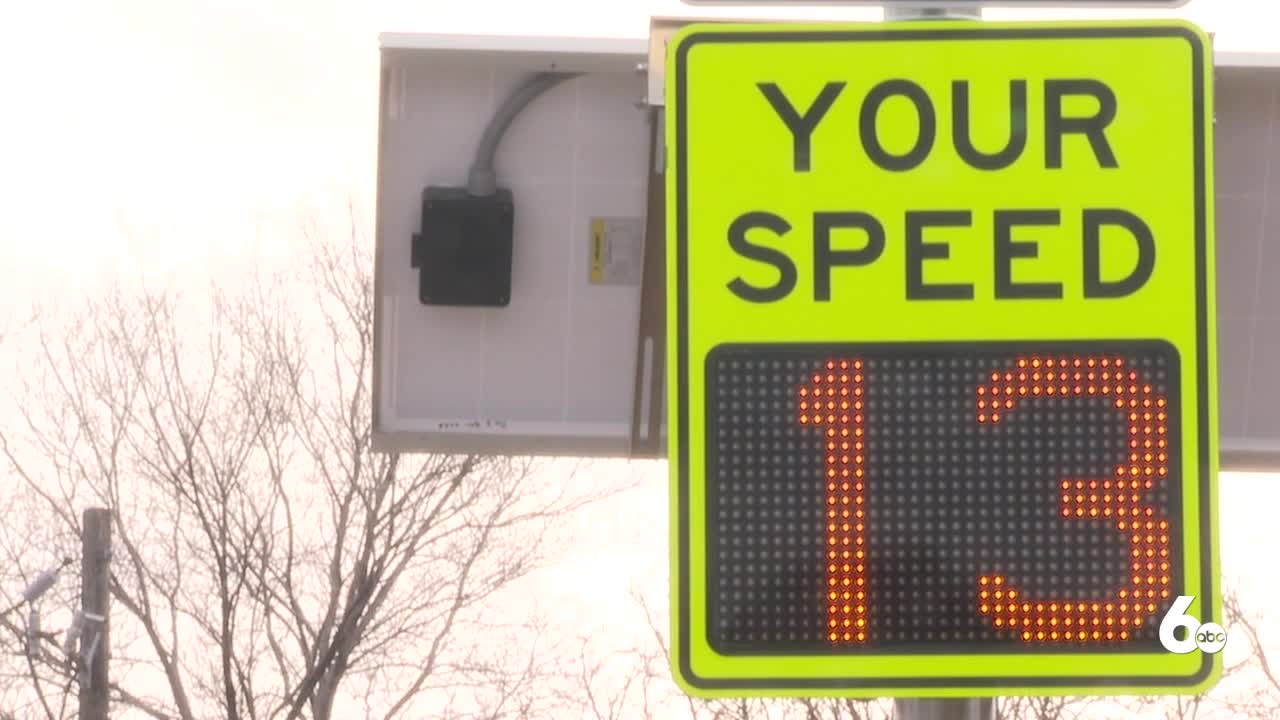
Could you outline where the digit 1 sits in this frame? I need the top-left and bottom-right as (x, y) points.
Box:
(975, 355), (1173, 644)
(799, 359), (868, 644)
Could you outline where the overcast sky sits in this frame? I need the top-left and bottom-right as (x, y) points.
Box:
(1, 0), (1276, 291)
(3, 0), (1279, 306)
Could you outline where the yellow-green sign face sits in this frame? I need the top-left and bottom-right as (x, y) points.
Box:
(666, 20), (1220, 697)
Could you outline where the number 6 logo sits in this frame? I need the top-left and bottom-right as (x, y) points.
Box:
(1160, 596), (1227, 654)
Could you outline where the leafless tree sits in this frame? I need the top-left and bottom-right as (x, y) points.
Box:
(0, 212), (613, 719)
(995, 695), (1097, 720)
(1215, 590), (1279, 719)
(794, 698), (893, 720)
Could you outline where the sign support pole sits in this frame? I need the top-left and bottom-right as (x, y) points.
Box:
(883, 2), (982, 21)
(883, 3), (992, 720)
(895, 698), (996, 720)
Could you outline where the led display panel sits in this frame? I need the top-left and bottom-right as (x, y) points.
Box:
(708, 344), (1179, 651)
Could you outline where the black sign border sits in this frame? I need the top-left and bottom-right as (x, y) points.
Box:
(672, 24), (1215, 690)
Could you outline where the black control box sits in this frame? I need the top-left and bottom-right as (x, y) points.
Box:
(410, 186), (514, 306)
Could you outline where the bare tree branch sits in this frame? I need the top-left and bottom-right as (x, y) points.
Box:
(0, 208), (614, 719)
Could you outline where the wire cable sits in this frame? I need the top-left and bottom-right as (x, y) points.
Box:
(466, 71), (581, 196)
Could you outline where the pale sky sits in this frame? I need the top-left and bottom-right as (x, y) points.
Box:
(2, 0), (1279, 307)
(0, 0), (1277, 715)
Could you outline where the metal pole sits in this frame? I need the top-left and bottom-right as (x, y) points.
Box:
(881, 0), (990, 709)
(896, 698), (996, 720)
(884, 3), (982, 21)
(79, 508), (110, 720)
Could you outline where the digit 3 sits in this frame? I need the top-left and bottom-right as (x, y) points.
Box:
(975, 355), (1172, 643)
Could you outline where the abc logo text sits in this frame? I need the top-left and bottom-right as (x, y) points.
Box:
(1159, 595), (1226, 654)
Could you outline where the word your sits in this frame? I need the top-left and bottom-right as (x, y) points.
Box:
(1159, 595), (1227, 654)
(760, 79), (1118, 173)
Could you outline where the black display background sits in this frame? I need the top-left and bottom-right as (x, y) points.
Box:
(705, 342), (1182, 655)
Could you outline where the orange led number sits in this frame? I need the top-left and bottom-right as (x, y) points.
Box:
(976, 356), (1172, 643)
(800, 359), (868, 644)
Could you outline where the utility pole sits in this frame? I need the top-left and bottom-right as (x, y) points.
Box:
(79, 508), (110, 720)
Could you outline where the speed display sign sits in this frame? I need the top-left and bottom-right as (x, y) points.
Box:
(666, 20), (1221, 696)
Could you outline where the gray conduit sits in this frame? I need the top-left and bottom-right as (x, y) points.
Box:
(467, 72), (581, 196)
